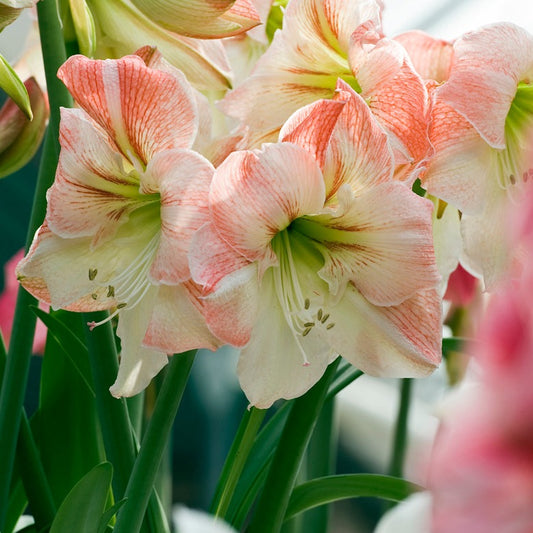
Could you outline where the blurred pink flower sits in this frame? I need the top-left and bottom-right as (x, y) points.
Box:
(0, 249), (47, 354)
(430, 185), (533, 533)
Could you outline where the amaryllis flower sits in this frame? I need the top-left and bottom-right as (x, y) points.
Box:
(17, 52), (220, 397)
(191, 84), (442, 408)
(220, 0), (430, 182)
(421, 23), (533, 289)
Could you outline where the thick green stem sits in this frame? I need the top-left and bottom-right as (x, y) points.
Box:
(0, 1), (73, 524)
(301, 398), (337, 533)
(83, 313), (137, 499)
(113, 351), (196, 533)
(211, 407), (267, 519)
(247, 359), (340, 533)
(388, 379), (412, 479)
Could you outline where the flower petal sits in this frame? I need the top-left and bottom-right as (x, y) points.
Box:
(210, 143), (326, 262)
(322, 81), (394, 198)
(143, 282), (221, 353)
(58, 53), (198, 165)
(394, 30), (453, 83)
(237, 268), (333, 408)
(110, 286), (168, 397)
(438, 23), (533, 148)
(330, 285), (442, 377)
(143, 149), (213, 284)
(303, 182), (439, 306)
(47, 108), (140, 245)
(130, 0), (260, 39)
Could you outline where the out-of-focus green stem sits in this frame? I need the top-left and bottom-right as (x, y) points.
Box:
(113, 351), (196, 533)
(247, 359), (340, 533)
(388, 378), (413, 479)
(83, 312), (137, 500)
(0, 0), (73, 525)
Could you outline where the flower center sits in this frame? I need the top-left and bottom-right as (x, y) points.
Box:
(497, 82), (533, 193)
(270, 226), (336, 364)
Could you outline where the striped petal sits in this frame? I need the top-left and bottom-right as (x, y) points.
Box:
(47, 108), (141, 245)
(143, 149), (213, 284)
(57, 53), (198, 166)
(438, 23), (533, 149)
(331, 286), (442, 377)
(209, 143), (326, 262)
(143, 282), (221, 354)
(300, 182), (439, 306)
(130, 0), (260, 38)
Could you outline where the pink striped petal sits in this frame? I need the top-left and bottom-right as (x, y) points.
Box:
(322, 81), (394, 198)
(313, 182), (439, 306)
(279, 98), (346, 168)
(143, 282), (221, 353)
(422, 96), (493, 216)
(144, 149), (213, 284)
(350, 26), (430, 172)
(210, 143), (326, 262)
(189, 222), (251, 294)
(58, 54), (198, 166)
(394, 30), (453, 83)
(47, 108), (140, 245)
(439, 23), (533, 149)
(331, 286), (442, 377)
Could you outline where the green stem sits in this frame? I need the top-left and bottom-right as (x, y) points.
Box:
(247, 358), (340, 533)
(113, 351), (196, 533)
(388, 379), (412, 479)
(83, 312), (137, 499)
(0, 0), (72, 524)
(211, 407), (267, 519)
(301, 398), (337, 533)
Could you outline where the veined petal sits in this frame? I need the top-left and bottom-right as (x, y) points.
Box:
(422, 96), (495, 216)
(110, 286), (168, 397)
(298, 182), (439, 306)
(331, 285), (442, 377)
(189, 222), (251, 293)
(130, 0), (260, 39)
(439, 23), (533, 148)
(48, 108), (141, 245)
(279, 98), (346, 169)
(394, 30), (453, 83)
(210, 143), (326, 262)
(322, 81), (394, 198)
(237, 268), (333, 408)
(143, 149), (213, 284)
(58, 53), (198, 166)
(143, 282), (221, 353)
(351, 29), (430, 172)
(88, 0), (232, 91)
(202, 262), (261, 347)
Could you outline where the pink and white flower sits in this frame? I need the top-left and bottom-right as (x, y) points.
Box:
(17, 52), (220, 397)
(421, 23), (533, 289)
(191, 84), (442, 408)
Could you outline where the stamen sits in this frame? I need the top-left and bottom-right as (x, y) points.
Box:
(304, 298), (310, 310)
(88, 268), (97, 280)
(107, 285), (115, 298)
(326, 323), (335, 330)
(304, 322), (315, 328)
(321, 313), (330, 323)
(317, 308), (323, 321)
(91, 293), (98, 300)
(302, 327), (312, 337)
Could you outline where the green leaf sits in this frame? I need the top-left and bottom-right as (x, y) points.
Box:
(0, 54), (32, 119)
(34, 310), (105, 507)
(285, 474), (423, 521)
(50, 462), (113, 533)
(31, 306), (94, 396)
(97, 498), (127, 533)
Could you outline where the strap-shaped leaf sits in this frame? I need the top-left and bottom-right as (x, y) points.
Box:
(285, 474), (423, 521)
(50, 462), (113, 533)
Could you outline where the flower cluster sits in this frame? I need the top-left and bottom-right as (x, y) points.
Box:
(15, 0), (533, 409)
